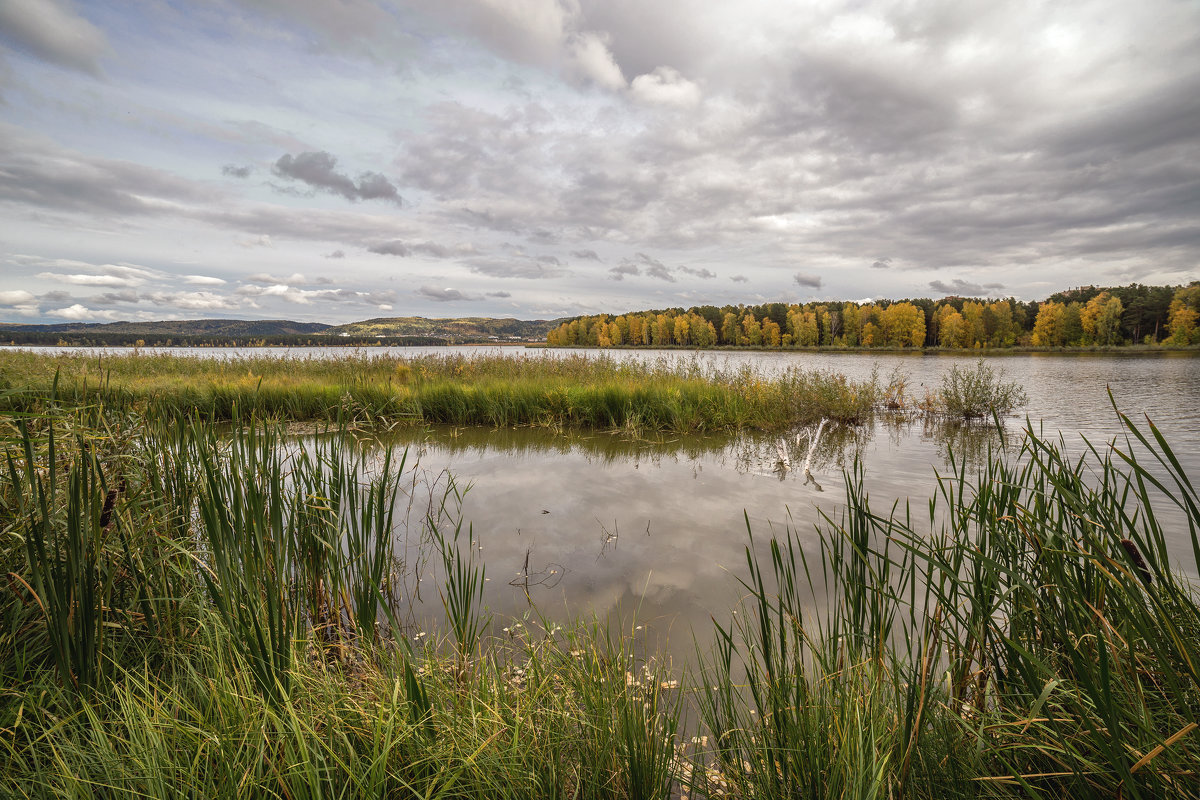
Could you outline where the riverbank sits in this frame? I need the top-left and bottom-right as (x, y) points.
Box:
(1, 401), (1197, 798)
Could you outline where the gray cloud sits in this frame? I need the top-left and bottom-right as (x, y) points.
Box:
(793, 272), (822, 289)
(0, 0), (108, 75)
(222, 164), (253, 178)
(324, 250), (345, 259)
(678, 265), (716, 279)
(730, 274), (749, 283)
(368, 240), (474, 258)
(871, 258), (892, 269)
(417, 285), (480, 302)
(929, 279), (1004, 296)
(570, 249), (601, 261)
(0, 126), (219, 216)
(645, 264), (674, 282)
(464, 255), (567, 279)
(627, 253), (675, 282)
(273, 151), (401, 204)
(608, 264), (640, 281)
(368, 240), (411, 256)
(487, 290), (511, 298)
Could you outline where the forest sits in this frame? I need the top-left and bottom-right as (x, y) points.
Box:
(546, 282), (1200, 349)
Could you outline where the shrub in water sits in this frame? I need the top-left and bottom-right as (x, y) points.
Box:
(939, 358), (1028, 419)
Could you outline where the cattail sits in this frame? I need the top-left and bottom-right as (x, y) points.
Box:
(1119, 538), (1154, 587)
(98, 478), (126, 529)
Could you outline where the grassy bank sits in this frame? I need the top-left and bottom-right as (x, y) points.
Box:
(2, 377), (1197, 797)
(0, 350), (885, 432)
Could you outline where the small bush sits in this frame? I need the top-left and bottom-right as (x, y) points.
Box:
(939, 359), (1027, 419)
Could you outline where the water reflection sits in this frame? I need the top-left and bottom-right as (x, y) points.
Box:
(359, 411), (1028, 662)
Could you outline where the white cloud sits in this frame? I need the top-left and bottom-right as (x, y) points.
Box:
(568, 31), (625, 90)
(47, 303), (107, 320)
(245, 272), (308, 285)
(183, 274), (226, 286)
(143, 290), (241, 310)
(0, 289), (37, 305)
(630, 66), (700, 107)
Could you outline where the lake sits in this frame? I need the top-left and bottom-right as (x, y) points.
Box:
(11, 345), (1199, 658)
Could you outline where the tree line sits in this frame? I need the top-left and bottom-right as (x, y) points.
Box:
(545, 283), (1200, 349)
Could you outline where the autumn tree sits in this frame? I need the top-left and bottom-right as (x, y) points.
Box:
(1031, 301), (1065, 346)
(881, 302), (925, 347)
(1081, 292), (1124, 346)
(673, 315), (691, 345)
(936, 305), (968, 348)
(742, 314), (763, 346)
(762, 317), (782, 347)
(1168, 285), (1200, 345)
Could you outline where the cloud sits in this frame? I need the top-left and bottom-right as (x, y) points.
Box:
(0, 0), (108, 75)
(0, 126), (219, 217)
(570, 249), (601, 261)
(238, 234), (273, 248)
(608, 264), (640, 281)
(272, 151), (401, 204)
(0, 289), (37, 305)
(567, 31), (625, 90)
(416, 285), (480, 302)
(678, 265), (716, 279)
(794, 272), (823, 289)
(325, 250), (346, 259)
(33, 262), (159, 288)
(183, 275), (226, 286)
(464, 255), (567, 279)
(929, 279), (1004, 296)
(871, 258), (892, 270)
(367, 239), (473, 258)
(141, 290), (241, 311)
(487, 290), (512, 298)
(368, 240), (411, 256)
(222, 164), (252, 178)
(245, 272), (308, 285)
(630, 66), (701, 107)
(237, 282), (398, 306)
(730, 274), (749, 283)
(47, 303), (107, 320)
(625, 252), (676, 282)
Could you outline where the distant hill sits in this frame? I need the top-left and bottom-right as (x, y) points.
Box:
(0, 316), (562, 347)
(0, 319), (331, 336)
(323, 317), (562, 342)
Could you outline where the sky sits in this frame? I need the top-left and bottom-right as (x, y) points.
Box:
(0, 0), (1198, 325)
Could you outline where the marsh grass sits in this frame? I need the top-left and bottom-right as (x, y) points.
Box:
(2, 367), (1199, 797)
(0, 350), (883, 433)
(695, 406), (1200, 798)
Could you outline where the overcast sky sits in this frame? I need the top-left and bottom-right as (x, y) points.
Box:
(1, 0), (1198, 324)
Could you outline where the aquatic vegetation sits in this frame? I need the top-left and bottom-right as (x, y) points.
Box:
(2, 361), (1197, 797)
(937, 358), (1029, 419)
(0, 349), (887, 433)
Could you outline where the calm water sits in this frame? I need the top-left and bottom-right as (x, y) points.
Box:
(12, 345), (1199, 655)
